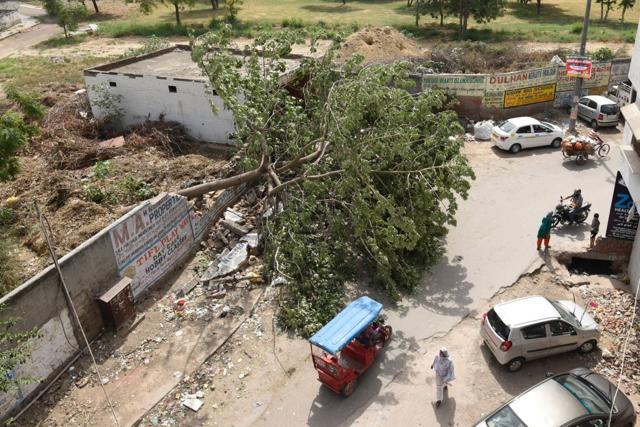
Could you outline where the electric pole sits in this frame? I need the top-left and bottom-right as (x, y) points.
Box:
(568, 0), (593, 133)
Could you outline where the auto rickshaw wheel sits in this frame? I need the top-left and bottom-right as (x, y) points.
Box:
(382, 325), (393, 346)
(341, 379), (356, 397)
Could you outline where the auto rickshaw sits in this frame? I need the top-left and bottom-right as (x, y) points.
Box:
(308, 296), (392, 397)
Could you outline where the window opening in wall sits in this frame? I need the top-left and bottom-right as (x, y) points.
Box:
(168, 85), (177, 93)
(109, 81), (117, 87)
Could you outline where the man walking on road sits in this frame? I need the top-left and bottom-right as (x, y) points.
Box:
(431, 347), (455, 408)
(537, 212), (553, 251)
(590, 213), (600, 248)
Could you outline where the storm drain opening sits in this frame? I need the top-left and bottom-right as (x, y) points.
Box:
(568, 257), (615, 276)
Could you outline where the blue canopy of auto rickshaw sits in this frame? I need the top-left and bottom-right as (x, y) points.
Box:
(308, 296), (383, 354)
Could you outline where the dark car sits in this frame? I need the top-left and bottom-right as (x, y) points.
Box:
(475, 368), (636, 427)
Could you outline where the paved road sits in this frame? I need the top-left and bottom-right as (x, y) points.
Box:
(254, 126), (623, 426)
(0, 5), (61, 59)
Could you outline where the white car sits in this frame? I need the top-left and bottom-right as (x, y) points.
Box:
(492, 117), (564, 153)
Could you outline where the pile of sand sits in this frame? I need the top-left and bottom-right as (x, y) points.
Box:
(338, 26), (423, 64)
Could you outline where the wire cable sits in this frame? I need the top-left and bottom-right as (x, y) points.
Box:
(607, 276), (640, 427)
(34, 203), (120, 427)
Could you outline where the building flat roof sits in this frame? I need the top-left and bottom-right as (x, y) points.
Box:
(85, 45), (305, 84)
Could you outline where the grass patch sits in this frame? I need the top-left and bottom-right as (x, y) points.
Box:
(0, 56), (104, 91)
(98, 21), (208, 37)
(0, 235), (19, 296)
(35, 34), (87, 49)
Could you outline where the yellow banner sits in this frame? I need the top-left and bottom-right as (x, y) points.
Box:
(503, 83), (556, 108)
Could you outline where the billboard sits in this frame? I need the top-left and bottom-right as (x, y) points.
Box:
(605, 172), (640, 240)
(422, 74), (487, 97)
(556, 62), (611, 91)
(110, 193), (195, 297)
(566, 59), (593, 79)
(484, 66), (557, 108)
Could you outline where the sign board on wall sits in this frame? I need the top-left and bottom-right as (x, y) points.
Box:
(566, 59), (593, 79)
(110, 193), (195, 297)
(422, 74), (487, 97)
(504, 83), (556, 108)
(556, 62), (611, 92)
(483, 66), (557, 108)
(605, 172), (640, 240)
(609, 59), (631, 87)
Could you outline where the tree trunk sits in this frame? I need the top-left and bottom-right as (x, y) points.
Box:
(415, 0), (420, 27)
(63, 25), (69, 38)
(600, 1), (604, 19)
(174, 2), (181, 26)
(439, 1), (444, 25)
(621, 6), (626, 23)
(536, 0), (541, 15)
(605, 1), (611, 20)
(210, 0), (217, 9)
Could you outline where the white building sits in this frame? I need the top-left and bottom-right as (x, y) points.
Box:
(619, 22), (640, 296)
(84, 46), (304, 145)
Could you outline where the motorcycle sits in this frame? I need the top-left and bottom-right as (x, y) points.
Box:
(551, 197), (591, 228)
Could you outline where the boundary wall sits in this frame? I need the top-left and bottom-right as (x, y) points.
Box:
(0, 184), (247, 420)
(417, 59), (631, 119)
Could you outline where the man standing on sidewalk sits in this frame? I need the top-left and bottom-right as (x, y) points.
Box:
(590, 213), (600, 248)
(537, 212), (554, 251)
(431, 347), (455, 408)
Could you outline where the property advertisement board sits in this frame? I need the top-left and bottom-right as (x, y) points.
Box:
(556, 62), (611, 91)
(422, 74), (487, 97)
(504, 83), (556, 108)
(566, 59), (593, 79)
(110, 193), (195, 297)
(605, 172), (640, 240)
(483, 66), (557, 108)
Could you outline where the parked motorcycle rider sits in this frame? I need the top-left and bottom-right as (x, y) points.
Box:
(566, 189), (583, 209)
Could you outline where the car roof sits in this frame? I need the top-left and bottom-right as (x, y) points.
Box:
(582, 95), (616, 105)
(493, 296), (560, 327)
(508, 378), (589, 426)
(507, 116), (540, 127)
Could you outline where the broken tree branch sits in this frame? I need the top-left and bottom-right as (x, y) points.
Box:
(269, 169), (343, 197)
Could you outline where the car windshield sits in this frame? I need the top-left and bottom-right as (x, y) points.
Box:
(549, 300), (579, 326)
(487, 309), (510, 340)
(554, 375), (610, 414)
(601, 104), (619, 115)
(498, 121), (516, 133)
(486, 405), (527, 427)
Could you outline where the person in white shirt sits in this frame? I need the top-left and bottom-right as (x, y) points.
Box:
(430, 347), (455, 408)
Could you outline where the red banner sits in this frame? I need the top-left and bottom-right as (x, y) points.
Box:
(566, 59), (593, 79)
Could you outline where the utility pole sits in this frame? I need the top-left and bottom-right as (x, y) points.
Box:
(568, 0), (593, 133)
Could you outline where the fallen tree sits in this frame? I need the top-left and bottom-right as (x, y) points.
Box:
(188, 28), (475, 335)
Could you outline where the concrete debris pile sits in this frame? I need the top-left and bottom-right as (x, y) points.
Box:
(579, 286), (640, 394)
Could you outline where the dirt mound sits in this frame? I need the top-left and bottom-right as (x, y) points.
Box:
(338, 26), (423, 64)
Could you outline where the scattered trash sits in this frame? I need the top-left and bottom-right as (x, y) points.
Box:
(182, 397), (204, 412)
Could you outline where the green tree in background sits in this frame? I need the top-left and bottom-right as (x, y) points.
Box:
(41, 0), (88, 38)
(128, 0), (195, 26)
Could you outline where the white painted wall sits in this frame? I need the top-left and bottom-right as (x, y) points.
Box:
(85, 73), (236, 144)
(0, 309), (79, 416)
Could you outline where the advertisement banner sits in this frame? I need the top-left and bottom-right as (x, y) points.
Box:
(566, 59), (593, 79)
(110, 193), (195, 297)
(605, 172), (640, 240)
(556, 62), (611, 92)
(609, 58), (631, 87)
(422, 74), (487, 97)
(504, 83), (556, 108)
(483, 66), (557, 108)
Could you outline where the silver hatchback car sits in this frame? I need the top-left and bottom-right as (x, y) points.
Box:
(480, 296), (599, 372)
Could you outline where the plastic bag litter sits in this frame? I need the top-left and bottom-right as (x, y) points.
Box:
(473, 120), (494, 141)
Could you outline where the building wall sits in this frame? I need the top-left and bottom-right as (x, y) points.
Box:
(85, 73), (236, 144)
(629, 23), (640, 90)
